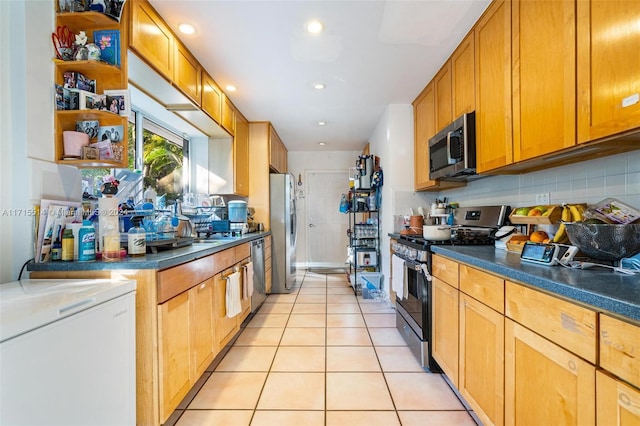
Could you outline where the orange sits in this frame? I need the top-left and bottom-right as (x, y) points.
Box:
(527, 208), (543, 216)
(529, 231), (549, 243)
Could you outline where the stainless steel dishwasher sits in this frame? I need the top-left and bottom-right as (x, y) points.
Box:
(251, 238), (267, 312)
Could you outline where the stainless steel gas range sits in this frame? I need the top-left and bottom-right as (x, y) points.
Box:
(393, 205), (510, 371)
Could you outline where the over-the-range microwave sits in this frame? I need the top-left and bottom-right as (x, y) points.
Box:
(428, 111), (480, 181)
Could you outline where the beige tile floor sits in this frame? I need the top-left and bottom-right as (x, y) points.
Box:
(168, 271), (478, 426)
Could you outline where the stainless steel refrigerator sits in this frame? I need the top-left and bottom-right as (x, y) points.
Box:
(269, 173), (297, 293)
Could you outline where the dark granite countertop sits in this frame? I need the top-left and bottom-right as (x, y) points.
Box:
(27, 232), (270, 273)
(430, 245), (640, 324)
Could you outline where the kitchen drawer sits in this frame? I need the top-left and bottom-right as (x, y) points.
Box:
(213, 248), (235, 275)
(600, 314), (640, 389)
(506, 281), (596, 363)
(460, 264), (505, 314)
(235, 242), (250, 261)
(157, 254), (215, 303)
(432, 254), (459, 288)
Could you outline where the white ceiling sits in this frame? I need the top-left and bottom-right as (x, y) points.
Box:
(148, 0), (491, 152)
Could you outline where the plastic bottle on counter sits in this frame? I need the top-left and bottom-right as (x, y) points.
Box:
(51, 225), (62, 261)
(78, 220), (96, 261)
(128, 217), (146, 257)
(143, 187), (157, 206)
(102, 221), (121, 262)
(61, 228), (74, 261)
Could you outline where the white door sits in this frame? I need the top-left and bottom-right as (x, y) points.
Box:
(306, 171), (349, 267)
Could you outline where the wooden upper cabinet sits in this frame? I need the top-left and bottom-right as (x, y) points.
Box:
(452, 32), (475, 117)
(435, 63), (453, 132)
(414, 83), (436, 190)
(269, 126), (288, 173)
(413, 83), (466, 192)
(201, 72), (222, 124)
(222, 95), (236, 136)
(512, 0), (576, 162)
(475, 0), (513, 173)
(174, 40), (202, 106)
(577, 0), (640, 143)
(130, 0), (174, 80)
(234, 111), (250, 196)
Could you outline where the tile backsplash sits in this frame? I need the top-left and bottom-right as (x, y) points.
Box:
(437, 150), (640, 209)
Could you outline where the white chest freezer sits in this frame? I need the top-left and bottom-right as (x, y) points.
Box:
(0, 278), (136, 425)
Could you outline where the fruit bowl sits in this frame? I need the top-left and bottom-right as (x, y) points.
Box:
(565, 223), (640, 262)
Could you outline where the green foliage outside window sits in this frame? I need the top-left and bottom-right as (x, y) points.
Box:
(81, 121), (183, 205)
(143, 130), (183, 205)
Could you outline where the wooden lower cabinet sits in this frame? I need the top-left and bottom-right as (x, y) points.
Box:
(432, 277), (459, 386)
(189, 278), (215, 379)
(459, 293), (504, 426)
(158, 292), (191, 422)
(599, 314), (640, 389)
(597, 370), (640, 426)
(214, 268), (239, 350)
(505, 319), (595, 425)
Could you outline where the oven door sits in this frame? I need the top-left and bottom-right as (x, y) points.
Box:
(397, 260), (428, 340)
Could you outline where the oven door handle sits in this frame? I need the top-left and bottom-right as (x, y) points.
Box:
(420, 264), (432, 282)
(404, 260), (432, 282)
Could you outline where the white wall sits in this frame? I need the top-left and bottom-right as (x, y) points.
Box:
(287, 150), (360, 267)
(1, 1), (83, 282)
(367, 104), (431, 297)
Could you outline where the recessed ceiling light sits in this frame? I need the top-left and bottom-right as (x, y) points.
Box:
(225, 85), (237, 92)
(317, 121), (326, 126)
(318, 142), (327, 146)
(178, 23), (195, 35)
(313, 83), (325, 90)
(306, 20), (324, 34)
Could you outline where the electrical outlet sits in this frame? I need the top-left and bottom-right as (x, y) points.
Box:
(536, 193), (550, 205)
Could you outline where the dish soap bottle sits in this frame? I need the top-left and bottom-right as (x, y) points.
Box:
(128, 217), (146, 257)
(78, 220), (96, 261)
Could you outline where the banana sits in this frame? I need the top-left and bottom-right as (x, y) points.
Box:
(553, 205), (571, 243)
(569, 204), (584, 222)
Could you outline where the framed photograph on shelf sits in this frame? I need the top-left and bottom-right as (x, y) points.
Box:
(82, 145), (99, 160)
(76, 120), (100, 140)
(79, 91), (106, 111)
(93, 29), (120, 66)
(104, 89), (130, 116)
(92, 139), (114, 160)
(104, 0), (127, 22)
(97, 124), (123, 142)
